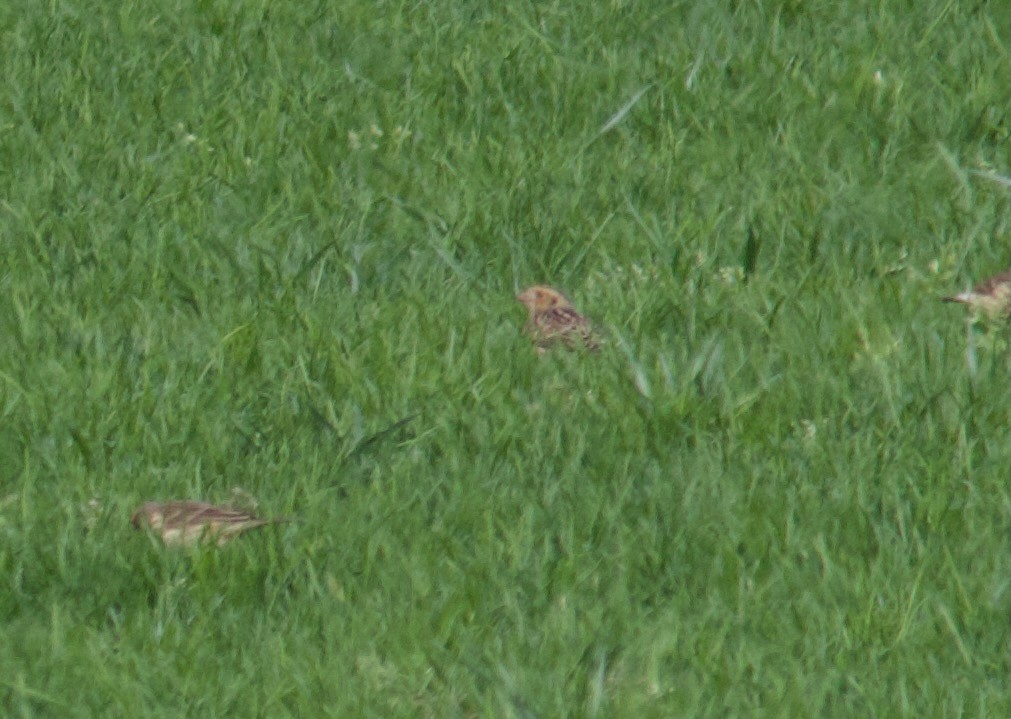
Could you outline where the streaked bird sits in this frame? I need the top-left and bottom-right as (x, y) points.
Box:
(130, 500), (289, 547)
(516, 285), (600, 352)
(942, 269), (1011, 319)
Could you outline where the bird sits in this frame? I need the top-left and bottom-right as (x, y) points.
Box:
(130, 500), (289, 547)
(942, 269), (1011, 319)
(516, 285), (599, 352)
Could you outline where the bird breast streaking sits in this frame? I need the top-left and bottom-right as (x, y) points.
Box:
(942, 269), (1011, 318)
(516, 285), (599, 352)
(131, 500), (289, 547)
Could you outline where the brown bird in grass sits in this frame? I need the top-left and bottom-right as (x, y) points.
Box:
(516, 285), (599, 352)
(942, 269), (1011, 319)
(130, 500), (289, 547)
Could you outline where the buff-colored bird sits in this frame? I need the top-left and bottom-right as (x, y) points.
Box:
(130, 500), (288, 547)
(942, 269), (1011, 319)
(516, 285), (599, 352)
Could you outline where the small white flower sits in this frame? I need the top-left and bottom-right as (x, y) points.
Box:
(799, 419), (817, 444)
(391, 125), (412, 148)
(717, 265), (744, 285)
(873, 69), (884, 85)
(347, 130), (361, 150)
(80, 498), (103, 531)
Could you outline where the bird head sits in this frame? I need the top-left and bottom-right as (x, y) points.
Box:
(516, 285), (572, 313)
(130, 502), (159, 530)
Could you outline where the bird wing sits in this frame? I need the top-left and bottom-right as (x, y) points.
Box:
(535, 307), (599, 349)
(974, 270), (1011, 295)
(160, 502), (271, 531)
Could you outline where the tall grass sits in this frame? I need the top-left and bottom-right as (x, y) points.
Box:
(0, 0), (1007, 715)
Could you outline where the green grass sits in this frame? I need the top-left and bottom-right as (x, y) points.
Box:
(0, 0), (1008, 715)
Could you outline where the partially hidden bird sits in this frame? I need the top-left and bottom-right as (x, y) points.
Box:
(131, 500), (290, 547)
(942, 269), (1011, 319)
(516, 285), (600, 353)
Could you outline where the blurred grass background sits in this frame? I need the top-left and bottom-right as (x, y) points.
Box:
(0, 0), (1008, 716)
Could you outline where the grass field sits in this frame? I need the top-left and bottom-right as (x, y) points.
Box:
(0, 0), (1008, 715)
